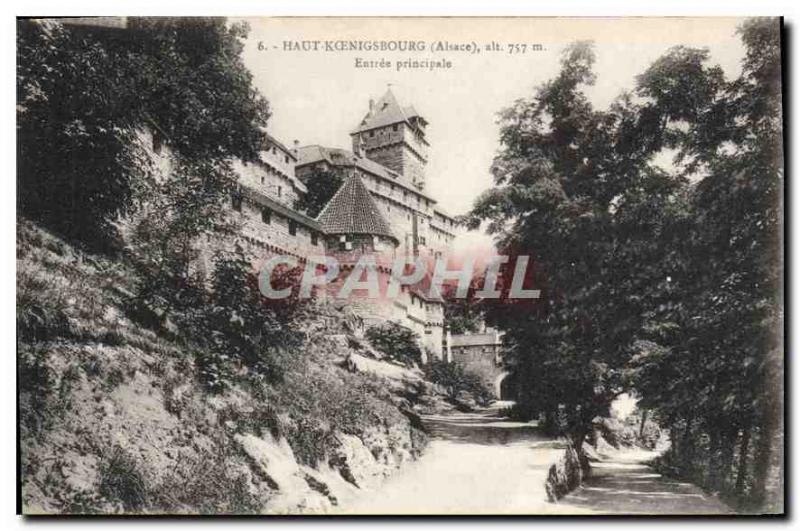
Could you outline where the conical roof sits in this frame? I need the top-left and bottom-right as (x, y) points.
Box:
(317, 174), (398, 243)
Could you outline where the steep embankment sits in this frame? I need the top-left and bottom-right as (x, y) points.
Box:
(17, 219), (434, 514)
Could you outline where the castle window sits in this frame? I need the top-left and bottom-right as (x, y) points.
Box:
(231, 193), (242, 212)
(370, 130), (375, 137)
(261, 176), (265, 185)
(261, 208), (271, 224)
(278, 185), (282, 198)
(285, 155), (289, 164)
(311, 232), (318, 246)
(289, 220), (297, 236)
(392, 124), (398, 131)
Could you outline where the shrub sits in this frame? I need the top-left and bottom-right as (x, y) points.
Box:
(423, 360), (493, 406)
(98, 447), (149, 512)
(17, 266), (71, 342)
(365, 322), (422, 367)
(173, 250), (307, 393)
(151, 438), (261, 514)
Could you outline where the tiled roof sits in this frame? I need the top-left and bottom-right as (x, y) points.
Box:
(296, 145), (437, 202)
(240, 186), (321, 231)
(409, 272), (444, 304)
(317, 173), (398, 243)
(353, 89), (419, 133)
(433, 204), (456, 221)
(261, 129), (297, 161)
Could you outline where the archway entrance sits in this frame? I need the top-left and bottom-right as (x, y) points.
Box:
(494, 372), (517, 401)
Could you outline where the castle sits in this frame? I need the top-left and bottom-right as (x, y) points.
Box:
(227, 89), (459, 359)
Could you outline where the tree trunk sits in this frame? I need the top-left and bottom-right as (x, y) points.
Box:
(752, 348), (783, 512)
(639, 409), (648, 439)
(735, 425), (751, 497)
(708, 429), (722, 491)
(681, 416), (695, 467)
(719, 429), (736, 493)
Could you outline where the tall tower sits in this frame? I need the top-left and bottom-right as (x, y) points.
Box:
(351, 88), (429, 190)
(317, 173), (399, 323)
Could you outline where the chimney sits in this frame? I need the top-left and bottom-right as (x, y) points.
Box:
(292, 139), (299, 157)
(368, 98), (375, 116)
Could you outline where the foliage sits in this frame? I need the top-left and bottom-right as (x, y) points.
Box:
(18, 221), (426, 514)
(365, 321), (423, 367)
(294, 168), (343, 218)
(441, 278), (485, 335)
(467, 18), (783, 511)
(17, 17), (269, 250)
(98, 447), (149, 512)
(180, 249), (308, 393)
(423, 360), (494, 407)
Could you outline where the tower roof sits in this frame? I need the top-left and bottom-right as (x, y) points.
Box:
(317, 173), (398, 243)
(352, 88), (426, 134)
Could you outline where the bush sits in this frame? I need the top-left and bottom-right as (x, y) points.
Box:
(98, 447), (149, 512)
(175, 250), (307, 393)
(423, 360), (493, 407)
(17, 266), (71, 342)
(152, 438), (261, 514)
(365, 322), (422, 367)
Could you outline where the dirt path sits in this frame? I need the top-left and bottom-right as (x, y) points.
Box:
(337, 405), (565, 514)
(556, 449), (732, 515)
(337, 405), (731, 515)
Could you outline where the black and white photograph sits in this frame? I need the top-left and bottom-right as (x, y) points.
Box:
(14, 13), (785, 516)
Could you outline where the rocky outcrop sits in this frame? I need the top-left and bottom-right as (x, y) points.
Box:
(17, 220), (430, 515)
(544, 444), (586, 502)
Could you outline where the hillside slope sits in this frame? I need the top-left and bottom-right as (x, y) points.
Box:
(17, 219), (432, 514)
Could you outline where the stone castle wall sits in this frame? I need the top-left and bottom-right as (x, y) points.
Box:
(232, 159), (300, 209)
(353, 122), (428, 190)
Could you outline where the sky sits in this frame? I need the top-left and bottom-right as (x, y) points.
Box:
(239, 17), (748, 254)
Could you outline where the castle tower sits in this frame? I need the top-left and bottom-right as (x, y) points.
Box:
(317, 172), (399, 323)
(350, 88), (429, 191)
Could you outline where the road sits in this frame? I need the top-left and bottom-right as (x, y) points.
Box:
(338, 405), (731, 515)
(556, 449), (732, 515)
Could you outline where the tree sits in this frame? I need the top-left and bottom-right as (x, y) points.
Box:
(365, 322), (423, 367)
(467, 41), (689, 447)
(441, 277), (485, 335)
(294, 168), (343, 218)
(630, 18), (783, 510)
(17, 17), (270, 250)
(467, 25), (782, 508)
